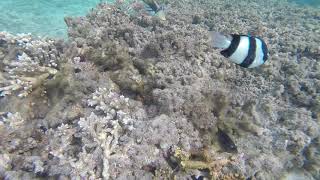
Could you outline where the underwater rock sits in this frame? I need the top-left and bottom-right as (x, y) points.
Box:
(1, 0), (320, 179)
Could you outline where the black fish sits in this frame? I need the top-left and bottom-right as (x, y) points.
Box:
(0, 39), (7, 47)
(217, 128), (238, 153)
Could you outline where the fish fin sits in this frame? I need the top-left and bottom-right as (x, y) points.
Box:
(209, 31), (232, 50)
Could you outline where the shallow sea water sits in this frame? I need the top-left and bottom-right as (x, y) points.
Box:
(0, 0), (318, 38)
(289, 0), (320, 6)
(0, 0), (112, 38)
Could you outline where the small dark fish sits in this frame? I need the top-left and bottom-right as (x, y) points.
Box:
(0, 112), (9, 122)
(217, 128), (238, 153)
(15, 51), (23, 60)
(0, 39), (7, 47)
(142, 163), (157, 176)
(163, 147), (180, 171)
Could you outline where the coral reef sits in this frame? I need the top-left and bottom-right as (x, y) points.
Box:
(173, 147), (246, 179)
(0, 32), (61, 97)
(0, 0), (319, 179)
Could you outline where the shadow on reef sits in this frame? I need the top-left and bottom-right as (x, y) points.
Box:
(82, 41), (157, 103)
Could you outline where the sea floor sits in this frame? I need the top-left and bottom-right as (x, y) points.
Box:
(0, 0), (319, 179)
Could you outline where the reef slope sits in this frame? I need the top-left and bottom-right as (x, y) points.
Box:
(0, 0), (319, 179)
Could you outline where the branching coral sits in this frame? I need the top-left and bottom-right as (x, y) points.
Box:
(0, 59), (58, 97)
(0, 32), (61, 98)
(0, 112), (25, 134)
(75, 87), (136, 179)
(44, 85), (137, 179)
(78, 113), (121, 179)
(87, 87), (134, 128)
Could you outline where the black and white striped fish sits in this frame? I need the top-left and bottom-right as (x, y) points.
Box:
(143, 0), (166, 20)
(209, 32), (268, 68)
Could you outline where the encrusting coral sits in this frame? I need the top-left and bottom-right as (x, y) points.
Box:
(0, 0), (319, 179)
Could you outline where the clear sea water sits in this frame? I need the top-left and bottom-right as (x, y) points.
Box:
(0, 0), (112, 38)
(289, 0), (320, 6)
(0, 0), (318, 38)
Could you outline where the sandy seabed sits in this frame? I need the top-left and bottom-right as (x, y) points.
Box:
(0, 0), (319, 179)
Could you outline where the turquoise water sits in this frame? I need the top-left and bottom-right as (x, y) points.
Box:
(0, 0), (318, 38)
(0, 0), (108, 38)
(289, 0), (320, 6)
